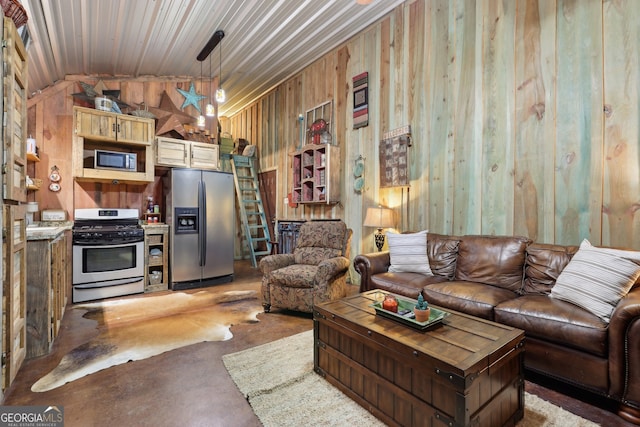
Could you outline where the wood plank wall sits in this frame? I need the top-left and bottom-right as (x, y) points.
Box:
(26, 76), (219, 219)
(227, 0), (640, 264)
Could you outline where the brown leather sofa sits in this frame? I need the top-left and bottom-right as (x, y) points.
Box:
(353, 233), (640, 425)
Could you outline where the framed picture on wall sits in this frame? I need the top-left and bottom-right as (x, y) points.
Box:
(379, 127), (411, 188)
(353, 72), (369, 129)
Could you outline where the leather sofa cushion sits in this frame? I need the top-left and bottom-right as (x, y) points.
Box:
(523, 243), (578, 295)
(423, 281), (517, 320)
(454, 235), (531, 291)
(371, 272), (448, 299)
(427, 233), (460, 279)
(495, 295), (607, 357)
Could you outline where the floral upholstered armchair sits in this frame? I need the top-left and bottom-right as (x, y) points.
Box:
(259, 220), (352, 313)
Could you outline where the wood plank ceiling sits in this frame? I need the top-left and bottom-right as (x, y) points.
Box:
(20, 0), (404, 116)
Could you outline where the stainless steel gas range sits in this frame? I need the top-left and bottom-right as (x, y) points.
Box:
(72, 208), (145, 303)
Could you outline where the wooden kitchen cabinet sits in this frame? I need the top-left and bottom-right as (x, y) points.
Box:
(190, 141), (219, 170)
(2, 204), (27, 389)
(143, 225), (169, 293)
(26, 230), (69, 359)
(155, 136), (219, 170)
(74, 106), (155, 143)
(291, 144), (340, 204)
(2, 17), (27, 203)
(72, 106), (155, 184)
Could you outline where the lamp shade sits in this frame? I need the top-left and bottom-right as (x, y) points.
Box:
(363, 206), (395, 229)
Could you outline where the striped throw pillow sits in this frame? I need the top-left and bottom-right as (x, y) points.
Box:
(551, 239), (640, 323)
(387, 230), (434, 276)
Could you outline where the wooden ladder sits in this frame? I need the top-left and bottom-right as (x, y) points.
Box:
(230, 154), (272, 267)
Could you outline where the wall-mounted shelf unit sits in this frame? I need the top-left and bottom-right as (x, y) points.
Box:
(291, 144), (340, 204)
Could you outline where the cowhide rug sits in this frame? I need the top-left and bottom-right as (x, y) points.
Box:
(32, 290), (262, 392)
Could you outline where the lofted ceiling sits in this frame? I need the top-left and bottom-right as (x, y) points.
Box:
(20, 0), (404, 117)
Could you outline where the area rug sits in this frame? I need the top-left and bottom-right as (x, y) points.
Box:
(32, 290), (262, 392)
(223, 330), (600, 427)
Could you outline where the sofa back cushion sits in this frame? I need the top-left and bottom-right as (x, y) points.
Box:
(523, 243), (579, 295)
(426, 233), (460, 280)
(455, 235), (531, 291)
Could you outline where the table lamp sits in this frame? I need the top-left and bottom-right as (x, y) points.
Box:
(363, 206), (395, 251)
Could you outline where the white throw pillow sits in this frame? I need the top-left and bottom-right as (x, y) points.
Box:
(551, 239), (640, 323)
(387, 230), (433, 276)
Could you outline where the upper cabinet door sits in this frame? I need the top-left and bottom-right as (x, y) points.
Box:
(190, 142), (219, 170)
(74, 108), (117, 140)
(116, 115), (154, 144)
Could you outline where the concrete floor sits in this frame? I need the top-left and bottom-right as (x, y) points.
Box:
(3, 260), (634, 426)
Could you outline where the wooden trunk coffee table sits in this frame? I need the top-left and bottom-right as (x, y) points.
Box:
(313, 290), (525, 427)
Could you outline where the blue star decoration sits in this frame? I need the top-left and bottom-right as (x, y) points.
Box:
(177, 82), (206, 113)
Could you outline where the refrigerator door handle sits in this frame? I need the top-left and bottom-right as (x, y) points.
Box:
(198, 180), (205, 266)
(200, 179), (207, 264)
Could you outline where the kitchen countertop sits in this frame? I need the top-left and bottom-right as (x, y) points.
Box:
(26, 223), (72, 241)
(141, 223), (170, 230)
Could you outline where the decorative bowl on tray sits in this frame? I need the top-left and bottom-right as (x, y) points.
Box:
(370, 293), (449, 330)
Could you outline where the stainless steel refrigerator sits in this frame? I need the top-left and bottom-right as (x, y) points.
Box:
(165, 168), (234, 290)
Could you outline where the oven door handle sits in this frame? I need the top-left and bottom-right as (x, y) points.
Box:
(74, 277), (144, 289)
(198, 179), (206, 266)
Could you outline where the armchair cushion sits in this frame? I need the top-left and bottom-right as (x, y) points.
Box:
(294, 221), (348, 265)
(269, 264), (317, 288)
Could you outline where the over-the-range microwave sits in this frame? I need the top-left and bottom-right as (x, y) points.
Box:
(94, 149), (137, 171)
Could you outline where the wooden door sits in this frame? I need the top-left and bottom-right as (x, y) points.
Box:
(2, 204), (26, 388)
(259, 170), (277, 251)
(2, 17), (27, 203)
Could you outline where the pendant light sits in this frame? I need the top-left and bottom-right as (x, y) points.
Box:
(197, 61), (206, 127)
(205, 49), (215, 117)
(215, 34), (226, 104)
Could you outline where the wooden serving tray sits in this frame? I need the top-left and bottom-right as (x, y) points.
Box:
(370, 294), (449, 330)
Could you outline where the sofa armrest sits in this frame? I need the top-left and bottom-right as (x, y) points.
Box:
(258, 253), (295, 275)
(353, 252), (391, 292)
(608, 286), (640, 409)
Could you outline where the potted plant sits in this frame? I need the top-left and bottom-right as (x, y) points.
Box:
(414, 293), (430, 322)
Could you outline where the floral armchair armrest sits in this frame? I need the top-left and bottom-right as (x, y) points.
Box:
(316, 256), (351, 283)
(259, 253), (296, 275)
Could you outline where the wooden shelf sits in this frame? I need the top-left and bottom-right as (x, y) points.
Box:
(27, 152), (40, 162)
(291, 144), (340, 204)
(143, 225), (169, 293)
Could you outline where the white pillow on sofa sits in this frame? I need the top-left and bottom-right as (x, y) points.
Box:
(551, 239), (640, 323)
(387, 230), (433, 276)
